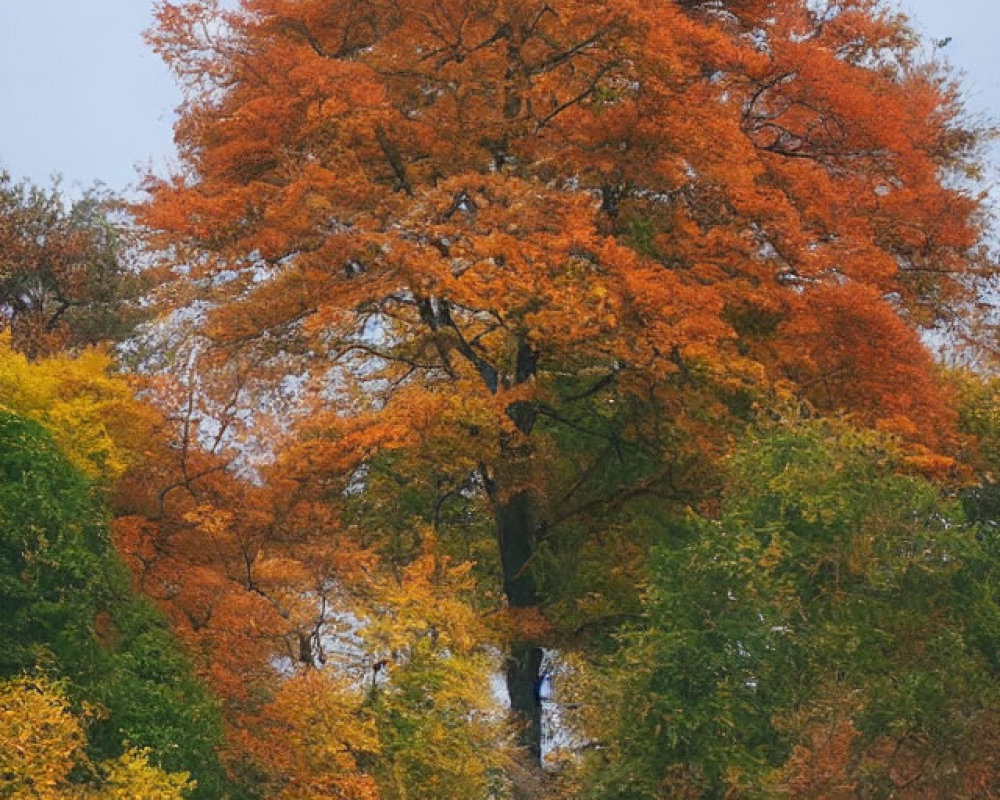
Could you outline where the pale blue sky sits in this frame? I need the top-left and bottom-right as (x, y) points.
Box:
(0, 1), (178, 194)
(0, 1), (997, 195)
(901, 0), (1000, 186)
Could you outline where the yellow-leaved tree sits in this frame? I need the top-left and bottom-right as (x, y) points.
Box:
(0, 335), (156, 484)
(0, 677), (193, 800)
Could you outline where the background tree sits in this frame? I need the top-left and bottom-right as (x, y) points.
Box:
(0, 676), (194, 800)
(0, 336), (155, 484)
(0, 175), (144, 359)
(576, 418), (1000, 799)
(0, 404), (226, 799)
(103, 356), (517, 799)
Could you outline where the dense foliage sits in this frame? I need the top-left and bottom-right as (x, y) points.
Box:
(2, 0), (1000, 797)
(0, 402), (226, 798)
(583, 420), (1000, 798)
(0, 176), (143, 359)
(1, 676), (194, 800)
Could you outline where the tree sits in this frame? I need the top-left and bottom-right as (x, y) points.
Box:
(0, 676), (194, 800)
(0, 175), (143, 359)
(112, 391), (515, 799)
(141, 0), (988, 765)
(947, 369), (1000, 528)
(0, 409), (227, 799)
(578, 418), (1000, 799)
(0, 334), (155, 484)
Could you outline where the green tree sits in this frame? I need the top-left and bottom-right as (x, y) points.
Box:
(0, 411), (227, 799)
(0, 675), (194, 800)
(583, 418), (1000, 799)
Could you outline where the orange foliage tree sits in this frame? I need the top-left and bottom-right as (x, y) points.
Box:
(112, 363), (512, 798)
(110, 368), (366, 785)
(139, 0), (989, 766)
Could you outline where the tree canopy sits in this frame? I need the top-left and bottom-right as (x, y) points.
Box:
(136, 0), (992, 776)
(3, 0), (1000, 797)
(0, 176), (143, 359)
(581, 419), (1000, 798)
(0, 389), (226, 799)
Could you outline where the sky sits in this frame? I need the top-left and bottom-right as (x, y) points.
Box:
(0, 0), (997, 197)
(0, 1), (180, 195)
(900, 0), (1000, 189)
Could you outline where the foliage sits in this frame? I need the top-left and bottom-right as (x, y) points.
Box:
(134, 0), (995, 785)
(240, 549), (512, 800)
(136, 0), (991, 610)
(582, 418), (1000, 799)
(0, 335), (154, 483)
(0, 175), (144, 359)
(109, 383), (517, 798)
(947, 370), (1000, 530)
(23, 0), (1000, 787)
(140, 0), (985, 445)
(365, 547), (511, 800)
(0, 675), (193, 800)
(0, 410), (226, 799)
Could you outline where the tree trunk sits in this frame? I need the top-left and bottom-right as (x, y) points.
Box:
(497, 488), (538, 607)
(475, 337), (547, 767)
(507, 641), (544, 764)
(492, 484), (545, 767)
(498, 341), (547, 766)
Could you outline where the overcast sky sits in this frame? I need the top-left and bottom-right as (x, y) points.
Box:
(0, 1), (997, 196)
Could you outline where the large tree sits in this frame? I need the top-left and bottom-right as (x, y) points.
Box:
(140, 0), (988, 768)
